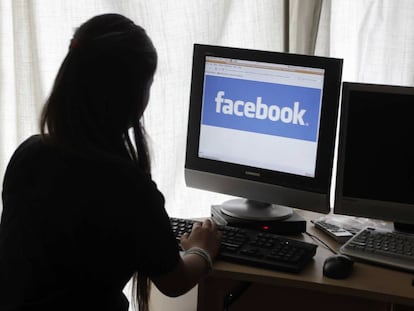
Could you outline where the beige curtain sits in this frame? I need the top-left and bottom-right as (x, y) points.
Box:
(289, 0), (323, 54)
(317, 0), (414, 85)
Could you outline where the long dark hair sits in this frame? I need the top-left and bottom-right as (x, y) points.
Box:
(40, 14), (157, 311)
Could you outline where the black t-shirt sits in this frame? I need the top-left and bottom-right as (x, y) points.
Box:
(0, 135), (180, 311)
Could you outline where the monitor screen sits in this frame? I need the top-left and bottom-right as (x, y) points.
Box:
(200, 55), (322, 177)
(335, 82), (414, 228)
(186, 44), (343, 221)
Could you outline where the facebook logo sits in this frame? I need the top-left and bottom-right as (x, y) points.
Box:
(215, 91), (306, 125)
(201, 75), (322, 141)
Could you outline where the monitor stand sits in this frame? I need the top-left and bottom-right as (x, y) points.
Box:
(211, 199), (306, 235)
(219, 199), (293, 221)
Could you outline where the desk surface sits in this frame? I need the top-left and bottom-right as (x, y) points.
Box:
(208, 210), (414, 306)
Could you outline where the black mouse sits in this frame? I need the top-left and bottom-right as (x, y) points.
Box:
(323, 254), (354, 279)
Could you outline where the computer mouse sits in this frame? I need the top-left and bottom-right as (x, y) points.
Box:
(323, 254), (354, 279)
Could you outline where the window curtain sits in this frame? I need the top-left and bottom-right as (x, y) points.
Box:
(1, 0), (414, 220)
(0, 0), (286, 218)
(317, 0), (414, 85)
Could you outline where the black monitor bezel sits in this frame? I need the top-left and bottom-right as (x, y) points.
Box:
(186, 44), (343, 207)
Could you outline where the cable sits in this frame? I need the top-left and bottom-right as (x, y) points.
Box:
(305, 231), (338, 255)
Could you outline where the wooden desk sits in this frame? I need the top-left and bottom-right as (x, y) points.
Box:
(197, 210), (414, 311)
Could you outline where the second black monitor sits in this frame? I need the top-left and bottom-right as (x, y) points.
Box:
(335, 82), (414, 230)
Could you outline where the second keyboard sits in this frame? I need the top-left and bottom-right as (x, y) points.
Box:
(170, 217), (317, 273)
(340, 226), (414, 273)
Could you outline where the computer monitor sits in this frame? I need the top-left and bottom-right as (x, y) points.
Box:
(185, 44), (343, 222)
(335, 82), (414, 233)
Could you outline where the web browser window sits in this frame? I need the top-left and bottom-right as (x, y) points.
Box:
(198, 56), (325, 177)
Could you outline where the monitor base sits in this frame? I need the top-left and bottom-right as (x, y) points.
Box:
(211, 204), (306, 235)
(219, 199), (293, 221)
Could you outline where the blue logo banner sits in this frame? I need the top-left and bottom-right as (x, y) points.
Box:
(201, 75), (322, 142)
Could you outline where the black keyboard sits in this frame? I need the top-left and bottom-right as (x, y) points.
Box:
(170, 217), (317, 273)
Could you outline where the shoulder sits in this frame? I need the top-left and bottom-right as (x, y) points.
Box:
(4, 135), (67, 174)
(8, 134), (46, 161)
(2, 135), (49, 184)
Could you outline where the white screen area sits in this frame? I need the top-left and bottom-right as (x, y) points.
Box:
(198, 56), (325, 177)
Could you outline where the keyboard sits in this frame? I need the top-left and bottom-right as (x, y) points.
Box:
(170, 217), (317, 273)
(340, 227), (414, 273)
(312, 219), (355, 244)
